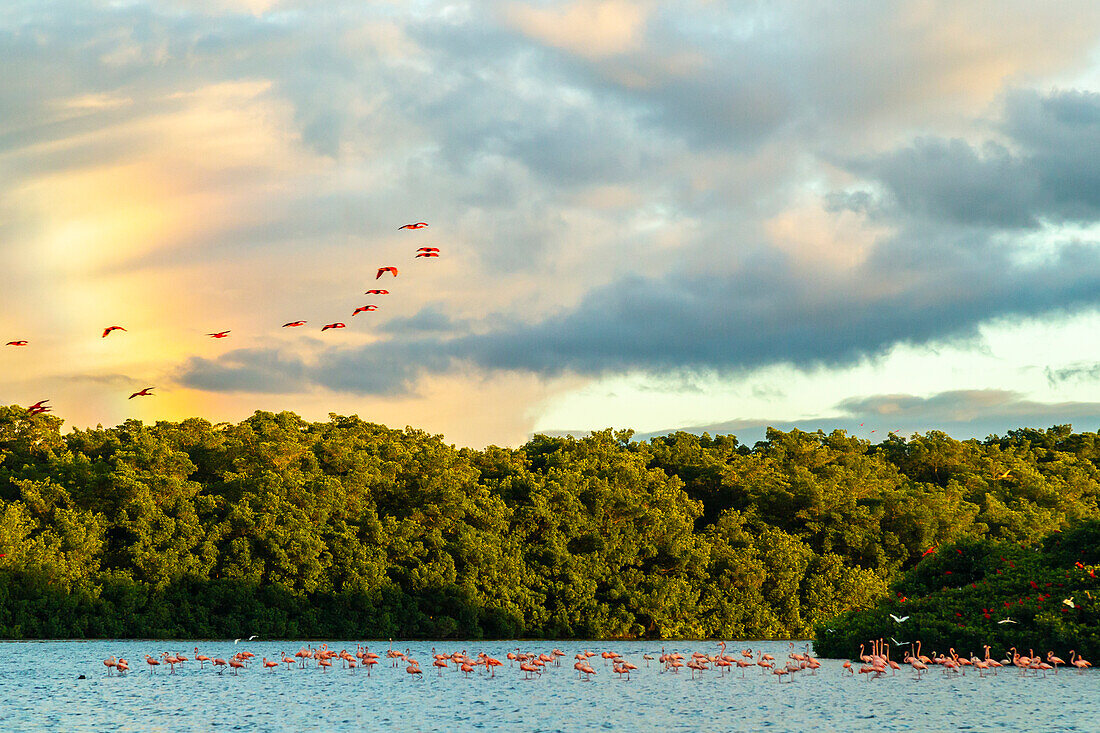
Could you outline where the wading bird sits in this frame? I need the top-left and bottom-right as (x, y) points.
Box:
(399, 222), (428, 229)
(376, 267), (398, 279)
(102, 326), (126, 337)
(129, 388), (155, 399)
(353, 305), (378, 315)
(5, 340), (27, 346)
(321, 323), (346, 332)
(283, 321), (307, 327)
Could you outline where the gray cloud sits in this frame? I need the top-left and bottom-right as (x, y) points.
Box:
(175, 227), (1100, 394)
(855, 90), (1100, 228)
(1045, 363), (1100, 387)
(623, 389), (1100, 445)
(179, 348), (308, 394)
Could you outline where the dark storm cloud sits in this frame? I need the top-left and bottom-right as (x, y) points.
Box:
(176, 227), (1100, 393)
(858, 90), (1100, 228)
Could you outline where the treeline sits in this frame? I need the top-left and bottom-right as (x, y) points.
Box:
(1, 408), (1099, 639)
(813, 522), (1100, 659)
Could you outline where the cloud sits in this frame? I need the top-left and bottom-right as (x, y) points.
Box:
(1045, 363), (1100, 387)
(503, 0), (650, 60)
(624, 389), (1100, 445)
(854, 90), (1100, 228)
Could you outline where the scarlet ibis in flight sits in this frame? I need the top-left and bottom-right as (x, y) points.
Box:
(364, 289), (389, 295)
(417, 247), (440, 253)
(5, 341), (27, 346)
(27, 400), (50, 415)
(321, 323), (346, 331)
(376, 267), (398, 279)
(399, 222), (428, 230)
(415, 252), (439, 258)
(129, 387), (154, 399)
(282, 321), (307, 327)
(353, 305), (379, 315)
(207, 331), (231, 338)
(102, 326), (126, 337)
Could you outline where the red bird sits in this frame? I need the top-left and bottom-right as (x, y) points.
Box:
(129, 387), (154, 399)
(207, 331), (231, 338)
(27, 400), (50, 412)
(364, 289), (389, 295)
(399, 222), (428, 230)
(102, 326), (126, 338)
(417, 247), (440, 253)
(5, 340), (28, 346)
(376, 267), (398, 279)
(921, 545), (938, 558)
(415, 252), (439, 258)
(321, 323), (346, 331)
(282, 321), (307, 328)
(353, 305), (379, 315)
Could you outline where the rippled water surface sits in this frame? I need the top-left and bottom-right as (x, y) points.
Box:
(3, 640), (1097, 732)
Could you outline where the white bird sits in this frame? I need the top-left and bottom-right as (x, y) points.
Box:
(889, 637), (910, 646)
(248, 635), (258, 641)
(997, 618), (1017, 624)
(889, 614), (909, 623)
(233, 638), (241, 644)
(1063, 597), (1075, 609)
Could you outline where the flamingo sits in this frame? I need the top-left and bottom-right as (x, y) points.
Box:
(416, 247), (440, 253)
(352, 305), (378, 315)
(145, 655), (160, 673)
(263, 658), (279, 671)
(206, 331), (231, 338)
(194, 648), (210, 668)
(415, 252), (439, 258)
(102, 326), (126, 337)
(321, 323), (346, 331)
(5, 340), (27, 346)
(1048, 651), (1065, 673)
(283, 321), (307, 327)
(376, 267), (398, 279)
(399, 222), (428, 229)
(1070, 651), (1092, 672)
(129, 388), (154, 399)
(104, 656), (117, 675)
(229, 658), (245, 674)
(364, 289), (389, 295)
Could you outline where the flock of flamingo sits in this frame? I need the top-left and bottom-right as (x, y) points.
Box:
(845, 638), (1092, 680)
(6, 222), (439, 415)
(97, 639), (1092, 682)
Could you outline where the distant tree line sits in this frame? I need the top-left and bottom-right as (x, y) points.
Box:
(1, 408), (1098, 640)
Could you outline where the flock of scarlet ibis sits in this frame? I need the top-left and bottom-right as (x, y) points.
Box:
(5, 223), (438, 417)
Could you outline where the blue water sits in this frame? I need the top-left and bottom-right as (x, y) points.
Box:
(2, 640), (1096, 732)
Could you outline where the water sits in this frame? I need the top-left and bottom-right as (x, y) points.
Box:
(2, 640), (1096, 732)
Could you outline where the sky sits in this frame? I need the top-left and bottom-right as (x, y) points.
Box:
(6, 1), (1100, 447)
